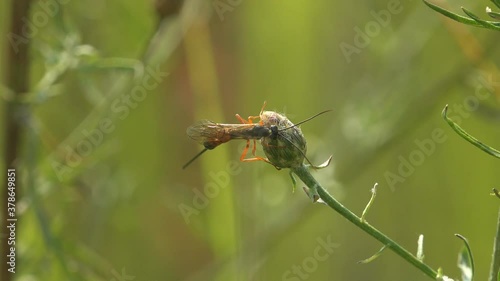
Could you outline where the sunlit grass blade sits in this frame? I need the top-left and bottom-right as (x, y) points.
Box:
(442, 105), (500, 159)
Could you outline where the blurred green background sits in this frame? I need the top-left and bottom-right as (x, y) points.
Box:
(1, 0), (500, 280)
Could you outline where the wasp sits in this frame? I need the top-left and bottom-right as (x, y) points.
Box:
(183, 102), (330, 169)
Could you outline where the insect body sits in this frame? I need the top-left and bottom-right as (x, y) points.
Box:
(183, 102), (275, 169)
(183, 102), (330, 169)
(187, 120), (272, 150)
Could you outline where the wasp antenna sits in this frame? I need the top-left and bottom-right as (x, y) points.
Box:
(182, 148), (209, 169)
(279, 109), (332, 132)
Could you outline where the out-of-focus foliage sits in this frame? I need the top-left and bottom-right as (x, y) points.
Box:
(1, 0), (500, 280)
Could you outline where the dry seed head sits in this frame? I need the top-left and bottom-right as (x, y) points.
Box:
(260, 111), (306, 169)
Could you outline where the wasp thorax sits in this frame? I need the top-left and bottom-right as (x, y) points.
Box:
(260, 111), (307, 169)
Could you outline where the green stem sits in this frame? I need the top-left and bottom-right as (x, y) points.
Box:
(291, 164), (438, 280)
(488, 207), (500, 281)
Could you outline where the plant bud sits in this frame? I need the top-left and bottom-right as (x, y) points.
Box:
(260, 111), (307, 169)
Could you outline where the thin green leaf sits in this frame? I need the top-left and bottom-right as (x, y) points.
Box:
(461, 7), (500, 30)
(456, 234), (474, 281)
(361, 183), (378, 222)
(486, 7), (500, 19)
(442, 105), (500, 159)
(423, 0), (486, 28)
(492, 0), (500, 10)
(423, 0), (500, 30)
(493, 188), (500, 199)
(358, 245), (387, 264)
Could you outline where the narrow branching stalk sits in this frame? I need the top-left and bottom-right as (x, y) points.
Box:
(257, 109), (439, 279)
(291, 164), (439, 280)
(488, 207), (500, 281)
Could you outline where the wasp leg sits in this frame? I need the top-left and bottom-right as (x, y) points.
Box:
(239, 139), (280, 169)
(258, 101), (267, 115)
(247, 101), (267, 123)
(235, 101), (267, 125)
(239, 139), (251, 160)
(239, 139), (267, 163)
(235, 114), (248, 124)
(241, 157), (280, 170)
(235, 113), (261, 124)
(251, 139), (257, 156)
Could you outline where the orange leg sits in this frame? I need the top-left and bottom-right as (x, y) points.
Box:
(259, 101), (267, 115)
(239, 139), (273, 165)
(251, 139), (257, 156)
(235, 101), (267, 125)
(239, 139), (252, 161)
(246, 101), (267, 124)
(235, 113), (261, 124)
(236, 101), (278, 168)
(235, 113), (250, 124)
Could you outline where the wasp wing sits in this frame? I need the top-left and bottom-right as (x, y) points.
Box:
(186, 120), (221, 144)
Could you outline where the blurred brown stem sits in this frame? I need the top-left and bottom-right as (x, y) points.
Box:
(2, 0), (32, 280)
